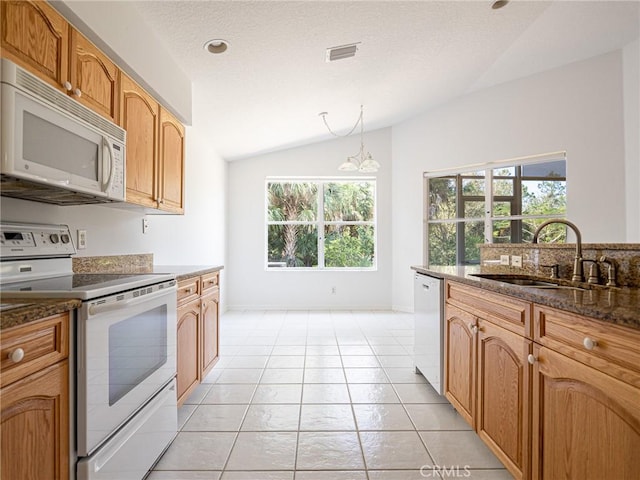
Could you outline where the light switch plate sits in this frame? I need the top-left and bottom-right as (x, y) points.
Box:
(77, 230), (87, 249)
(500, 255), (510, 266)
(142, 218), (149, 234)
(511, 255), (522, 268)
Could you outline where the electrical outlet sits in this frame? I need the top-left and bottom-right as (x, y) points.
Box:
(331, 286), (337, 295)
(500, 255), (510, 266)
(77, 230), (87, 249)
(511, 255), (522, 268)
(142, 218), (149, 234)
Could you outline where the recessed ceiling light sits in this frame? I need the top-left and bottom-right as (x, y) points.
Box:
(492, 0), (509, 9)
(204, 39), (229, 54)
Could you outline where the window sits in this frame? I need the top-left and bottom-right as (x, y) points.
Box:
(426, 156), (566, 266)
(266, 178), (376, 269)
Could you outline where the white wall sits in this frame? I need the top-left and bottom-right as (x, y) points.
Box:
(391, 51), (629, 312)
(623, 38), (640, 242)
(226, 128), (392, 310)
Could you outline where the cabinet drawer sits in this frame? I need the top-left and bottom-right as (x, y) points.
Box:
(446, 281), (532, 338)
(201, 272), (219, 293)
(534, 304), (640, 388)
(0, 313), (69, 388)
(177, 277), (200, 305)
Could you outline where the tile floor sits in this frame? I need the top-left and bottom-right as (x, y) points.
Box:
(149, 311), (513, 480)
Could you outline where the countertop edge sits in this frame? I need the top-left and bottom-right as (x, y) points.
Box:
(152, 265), (224, 282)
(412, 265), (640, 330)
(1, 298), (82, 330)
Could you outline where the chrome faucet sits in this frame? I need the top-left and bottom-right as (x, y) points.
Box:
(532, 219), (584, 282)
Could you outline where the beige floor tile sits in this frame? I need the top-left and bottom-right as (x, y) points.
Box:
(215, 368), (264, 384)
(221, 472), (293, 480)
(435, 469), (514, 479)
(393, 384), (447, 404)
(348, 384), (400, 404)
(296, 432), (365, 470)
(300, 404), (356, 431)
(260, 368), (304, 384)
(225, 355), (270, 368)
(183, 383), (213, 404)
(344, 368), (389, 384)
(303, 368), (346, 383)
(148, 472), (222, 480)
(405, 404), (471, 431)
(225, 432), (297, 470)
(302, 383), (350, 403)
(306, 345), (340, 355)
(367, 471), (426, 480)
(339, 346), (374, 355)
(266, 356), (305, 368)
(305, 355), (343, 368)
(271, 346), (306, 355)
(360, 431), (432, 469)
(384, 368), (428, 384)
(202, 384), (257, 404)
(295, 472), (366, 480)
(251, 384), (303, 404)
(353, 404), (415, 431)
(182, 404), (248, 431)
(419, 431), (504, 469)
(341, 356), (380, 368)
(241, 404), (300, 431)
(154, 432), (236, 470)
(177, 404), (196, 430)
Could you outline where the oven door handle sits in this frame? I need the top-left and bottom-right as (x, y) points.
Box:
(88, 287), (175, 317)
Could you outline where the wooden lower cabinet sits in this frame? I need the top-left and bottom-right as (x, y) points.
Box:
(444, 303), (477, 427)
(0, 312), (70, 480)
(176, 297), (200, 405)
(477, 319), (530, 479)
(532, 345), (640, 480)
(200, 289), (219, 379)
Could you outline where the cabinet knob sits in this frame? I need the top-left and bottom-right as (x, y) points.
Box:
(583, 337), (598, 350)
(74, 88), (82, 97)
(9, 348), (25, 363)
(63, 81), (73, 91)
(186, 287), (193, 294)
(527, 354), (536, 365)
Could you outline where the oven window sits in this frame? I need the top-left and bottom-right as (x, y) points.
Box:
(108, 305), (168, 405)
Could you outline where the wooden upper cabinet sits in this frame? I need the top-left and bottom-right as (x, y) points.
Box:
(120, 73), (159, 209)
(69, 30), (119, 122)
(1, 0), (69, 90)
(159, 107), (185, 214)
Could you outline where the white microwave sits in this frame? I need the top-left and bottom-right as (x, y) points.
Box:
(0, 59), (126, 205)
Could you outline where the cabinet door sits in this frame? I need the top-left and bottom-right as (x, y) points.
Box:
(1, 0), (69, 91)
(120, 74), (159, 208)
(200, 289), (219, 379)
(177, 298), (200, 406)
(69, 29), (119, 122)
(444, 303), (477, 427)
(1, 361), (69, 480)
(477, 319), (530, 480)
(158, 107), (185, 214)
(532, 345), (640, 480)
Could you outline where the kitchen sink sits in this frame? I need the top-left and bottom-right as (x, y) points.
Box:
(470, 274), (589, 291)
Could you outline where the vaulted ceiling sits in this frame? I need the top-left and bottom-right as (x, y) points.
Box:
(133, 1), (639, 160)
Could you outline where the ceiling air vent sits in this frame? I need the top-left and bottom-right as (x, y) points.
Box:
(325, 43), (360, 62)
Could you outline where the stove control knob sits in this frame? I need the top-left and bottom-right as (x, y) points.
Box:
(49, 234), (59, 243)
(60, 234), (70, 244)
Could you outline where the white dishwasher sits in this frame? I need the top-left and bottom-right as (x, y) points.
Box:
(414, 272), (445, 394)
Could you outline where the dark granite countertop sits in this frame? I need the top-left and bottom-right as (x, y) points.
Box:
(152, 265), (223, 282)
(412, 265), (640, 330)
(0, 298), (82, 330)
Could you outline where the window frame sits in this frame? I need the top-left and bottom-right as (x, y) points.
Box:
(423, 152), (567, 266)
(265, 176), (378, 271)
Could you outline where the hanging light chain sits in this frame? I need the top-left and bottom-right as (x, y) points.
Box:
(319, 105), (364, 138)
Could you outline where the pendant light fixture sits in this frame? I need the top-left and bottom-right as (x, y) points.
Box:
(319, 105), (380, 173)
